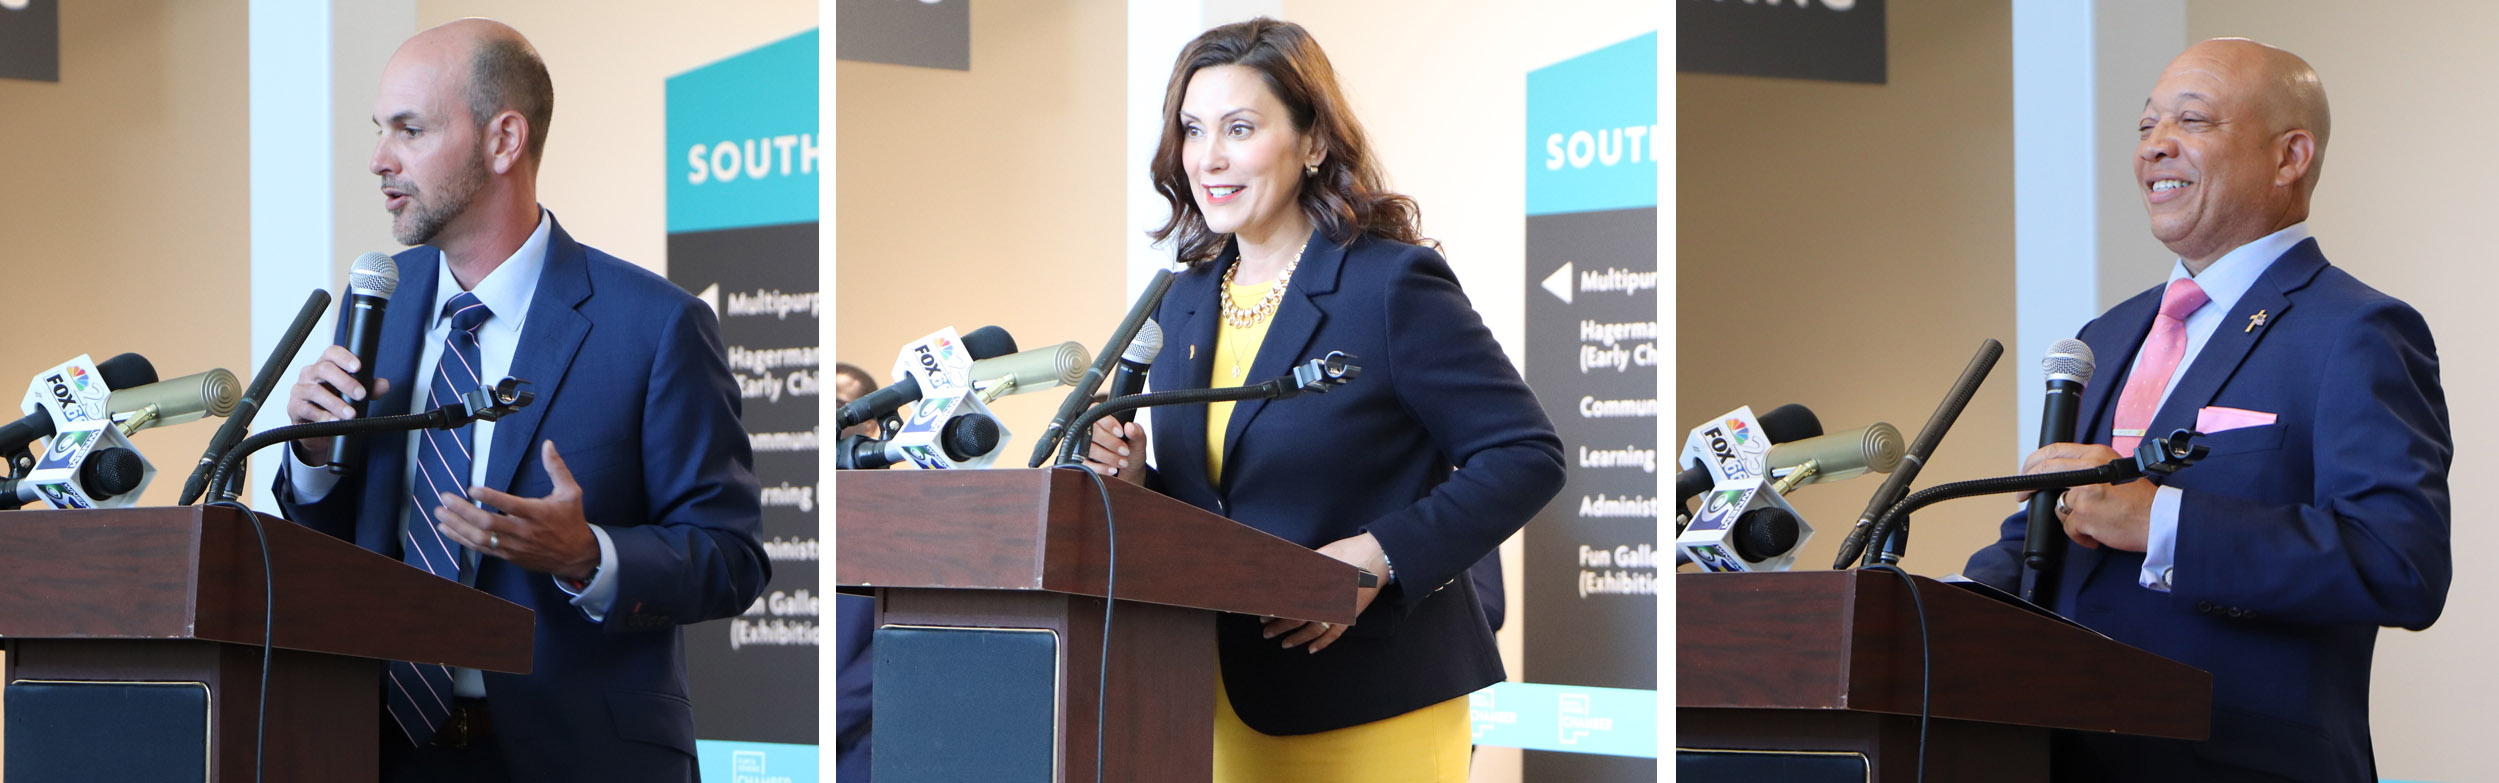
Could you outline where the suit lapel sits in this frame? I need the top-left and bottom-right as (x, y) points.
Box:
(363, 247), (440, 556)
(1164, 256), (1219, 496)
(2148, 239), (2325, 439)
(1216, 231), (1340, 488)
(481, 216), (593, 495)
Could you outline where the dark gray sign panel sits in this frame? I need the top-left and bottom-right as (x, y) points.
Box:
(0, 0), (60, 83)
(836, 0), (970, 71)
(1679, 0), (1886, 84)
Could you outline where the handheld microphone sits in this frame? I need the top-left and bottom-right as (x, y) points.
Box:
(1832, 338), (2004, 569)
(972, 341), (1092, 402)
(0, 446), (147, 510)
(1031, 269), (1175, 467)
(111, 368), (243, 435)
(328, 252), (399, 473)
(2023, 339), (2096, 603)
(1765, 422), (1905, 493)
(1674, 402), (1822, 507)
(0, 353), (160, 455)
(182, 289), (331, 506)
(835, 325), (1018, 430)
(1107, 319), (1162, 424)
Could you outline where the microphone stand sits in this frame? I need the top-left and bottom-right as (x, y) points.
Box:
(1858, 429), (2211, 570)
(1051, 353), (1362, 468)
(202, 378), (536, 504)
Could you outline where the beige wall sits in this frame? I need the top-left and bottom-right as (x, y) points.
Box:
(2180, 4), (2492, 779)
(1678, 1), (2016, 577)
(413, 0), (819, 276)
(834, 0), (1130, 443)
(0, 0), (250, 505)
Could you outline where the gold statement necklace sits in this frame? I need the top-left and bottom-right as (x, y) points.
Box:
(1217, 242), (1307, 380)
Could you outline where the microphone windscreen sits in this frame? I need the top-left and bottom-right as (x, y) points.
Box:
(941, 412), (1002, 460)
(2043, 338), (2094, 385)
(1757, 403), (1823, 443)
(961, 325), (1018, 360)
(95, 353), (158, 390)
(349, 251), (400, 298)
(1768, 423), (1905, 485)
(82, 447), (145, 498)
(1122, 319), (1164, 364)
(1732, 507), (1801, 562)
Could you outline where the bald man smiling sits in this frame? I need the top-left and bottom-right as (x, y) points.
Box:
(1966, 39), (2452, 781)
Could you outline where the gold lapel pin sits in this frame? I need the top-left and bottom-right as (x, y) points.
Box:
(2246, 309), (2268, 333)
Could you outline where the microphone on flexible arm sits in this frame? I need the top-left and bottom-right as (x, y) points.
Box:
(1031, 269), (1175, 467)
(1831, 338), (2004, 569)
(0, 352), (161, 456)
(327, 252), (399, 473)
(2022, 339), (2096, 605)
(834, 325), (1019, 430)
(111, 368), (243, 436)
(1106, 320), (1163, 424)
(180, 289), (331, 506)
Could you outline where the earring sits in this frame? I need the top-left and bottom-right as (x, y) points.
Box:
(1305, 163), (1319, 177)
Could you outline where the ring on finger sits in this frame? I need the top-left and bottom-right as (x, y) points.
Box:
(488, 531), (500, 551)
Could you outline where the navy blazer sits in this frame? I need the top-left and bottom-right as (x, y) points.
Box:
(1145, 231), (1565, 735)
(1967, 239), (2451, 781)
(274, 215), (771, 782)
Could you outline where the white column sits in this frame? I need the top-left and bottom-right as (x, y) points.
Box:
(2011, 0), (2181, 458)
(247, 0), (413, 511)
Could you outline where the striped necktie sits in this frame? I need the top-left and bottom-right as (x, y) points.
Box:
(385, 291), (491, 746)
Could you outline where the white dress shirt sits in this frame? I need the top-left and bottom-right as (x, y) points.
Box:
(2134, 221), (2308, 592)
(290, 211), (620, 696)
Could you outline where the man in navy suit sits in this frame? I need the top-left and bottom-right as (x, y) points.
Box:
(275, 19), (768, 782)
(1966, 39), (2450, 781)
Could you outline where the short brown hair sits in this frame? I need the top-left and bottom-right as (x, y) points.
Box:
(468, 36), (554, 161)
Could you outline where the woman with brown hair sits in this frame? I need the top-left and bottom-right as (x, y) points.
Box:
(1084, 17), (1564, 781)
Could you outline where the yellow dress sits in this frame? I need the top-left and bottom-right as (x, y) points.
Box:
(1206, 277), (1472, 783)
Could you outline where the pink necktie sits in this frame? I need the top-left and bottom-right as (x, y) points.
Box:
(2112, 278), (2209, 455)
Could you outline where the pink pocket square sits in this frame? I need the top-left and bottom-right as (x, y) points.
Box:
(2196, 405), (2278, 433)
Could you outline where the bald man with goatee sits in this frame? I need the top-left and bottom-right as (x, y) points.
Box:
(1967, 38), (2451, 781)
(275, 19), (769, 783)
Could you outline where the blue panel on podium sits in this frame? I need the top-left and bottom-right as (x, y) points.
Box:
(6, 680), (210, 782)
(872, 626), (1058, 782)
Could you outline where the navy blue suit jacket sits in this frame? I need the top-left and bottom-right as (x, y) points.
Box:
(1966, 239), (2451, 781)
(1145, 232), (1564, 735)
(274, 215), (770, 782)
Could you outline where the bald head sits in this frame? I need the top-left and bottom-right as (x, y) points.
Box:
(2134, 38), (2330, 270)
(2166, 38), (2330, 185)
(392, 18), (554, 163)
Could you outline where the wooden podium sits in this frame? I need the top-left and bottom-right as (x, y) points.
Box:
(836, 468), (1366, 783)
(1677, 571), (2211, 782)
(0, 506), (533, 783)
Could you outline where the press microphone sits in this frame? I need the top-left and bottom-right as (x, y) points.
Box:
(1833, 338), (2004, 569)
(111, 369), (243, 435)
(1107, 319), (1162, 423)
(1677, 476), (1812, 573)
(182, 288), (330, 506)
(328, 251), (399, 473)
(0, 446), (146, 510)
(1674, 403), (1822, 508)
(971, 341), (1092, 402)
(838, 409), (1003, 470)
(0, 352), (160, 454)
(2023, 339), (2096, 603)
(1765, 422), (1905, 493)
(835, 325), (1019, 430)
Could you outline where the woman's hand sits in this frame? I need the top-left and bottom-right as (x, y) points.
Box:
(1082, 416), (1150, 487)
(1267, 532), (1389, 653)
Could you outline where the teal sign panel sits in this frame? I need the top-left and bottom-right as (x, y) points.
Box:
(1526, 31), (1659, 216)
(667, 29), (820, 233)
(1469, 682), (1658, 758)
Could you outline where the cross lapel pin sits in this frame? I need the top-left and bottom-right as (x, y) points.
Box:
(2246, 309), (2268, 333)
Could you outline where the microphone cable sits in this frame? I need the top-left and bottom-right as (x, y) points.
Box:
(204, 498), (276, 783)
(1862, 564), (1930, 783)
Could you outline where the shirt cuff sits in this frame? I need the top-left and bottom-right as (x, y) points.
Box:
(2139, 485), (2184, 592)
(286, 448), (342, 502)
(556, 525), (621, 621)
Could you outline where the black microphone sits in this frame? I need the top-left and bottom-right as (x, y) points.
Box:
(327, 252), (399, 473)
(0, 446), (146, 510)
(181, 289), (331, 505)
(1107, 319), (1163, 424)
(834, 325), (1017, 430)
(1832, 338), (2004, 569)
(0, 353), (160, 455)
(1031, 269), (1175, 467)
(1673, 402), (1823, 510)
(836, 411), (1002, 470)
(2023, 339), (2096, 603)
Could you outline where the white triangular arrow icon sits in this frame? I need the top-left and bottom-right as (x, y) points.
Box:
(697, 283), (720, 314)
(1541, 262), (1574, 304)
